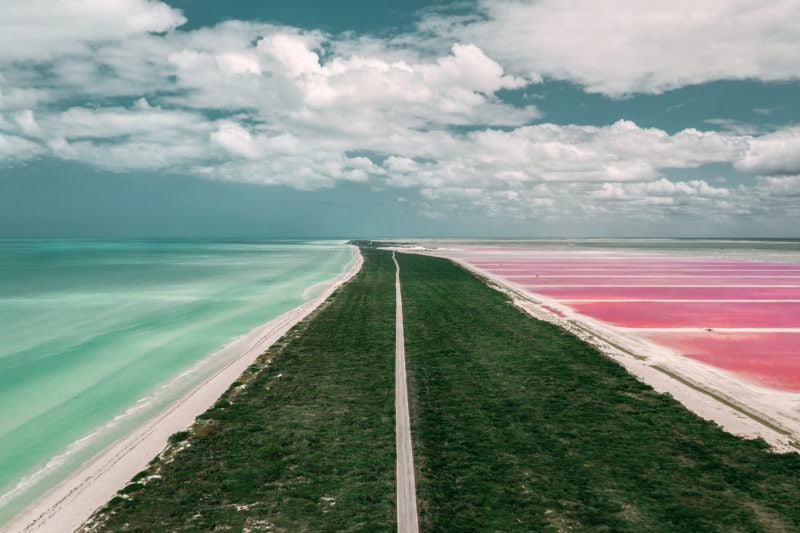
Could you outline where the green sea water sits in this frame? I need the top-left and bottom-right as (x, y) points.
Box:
(0, 240), (355, 524)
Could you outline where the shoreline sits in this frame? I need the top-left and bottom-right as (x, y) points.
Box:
(5, 245), (363, 533)
(413, 249), (800, 453)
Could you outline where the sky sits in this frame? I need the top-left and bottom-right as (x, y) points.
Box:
(2, 0), (800, 238)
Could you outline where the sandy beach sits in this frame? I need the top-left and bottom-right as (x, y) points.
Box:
(5, 246), (363, 533)
(418, 249), (800, 453)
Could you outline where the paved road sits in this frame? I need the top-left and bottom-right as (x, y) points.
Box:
(393, 252), (419, 533)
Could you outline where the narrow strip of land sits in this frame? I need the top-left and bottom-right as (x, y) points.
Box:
(63, 247), (800, 532)
(397, 251), (800, 531)
(82, 248), (397, 532)
(393, 252), (419, 533)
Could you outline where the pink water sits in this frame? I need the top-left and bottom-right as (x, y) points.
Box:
(460, 249), (800, 390)
(531, 286), (800, 301)
(473, 261), (800, 271)
(566, 301), (800, 328)
(642, 332), (800, 391)
(491, 269), (800, 276)
(515, 276), (800, 286)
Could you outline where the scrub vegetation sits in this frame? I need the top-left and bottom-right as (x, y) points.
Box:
(397, 251), (800, 532)
(88, 247), (800, 532)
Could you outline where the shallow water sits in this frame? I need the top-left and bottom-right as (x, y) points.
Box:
(0, 240), (353, 524)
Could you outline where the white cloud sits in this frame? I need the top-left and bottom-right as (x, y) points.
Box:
(753, 176), (800, 198)
(0, 17), (540, 185)
(258, 33), (323, 76)
(592, 179), (730, 202)
(421, 43), (525, 94)
(194, 152), (380, 190)
(735, 127), (800, 176)
(385, 156), (420, 173)
(416, 176), (744, 224)
(47, 136), (207, 171)
(433, 0), (800, 96)
(210, 122), (263, 159)
(38, 105), (209, 140)
(260, 39), (536, 127)
(0, 0), (185, 62)
(377, 121), (744, 189)
(0, 86), (53, 110)
(53, 24), (537, 129)
(13, 104), (218, 171)
(0, 133), (43, 162)
(13, 110), (42, 137)
(1, 1), (799, 228)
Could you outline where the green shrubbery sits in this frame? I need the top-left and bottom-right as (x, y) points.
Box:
(398, 251), (800, 532)
(167, 430), (190, 446)
(91, 249), (397, 531)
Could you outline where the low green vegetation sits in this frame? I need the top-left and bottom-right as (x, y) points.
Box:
(88, 248), (397, 531)
(397, 251), (800, 532)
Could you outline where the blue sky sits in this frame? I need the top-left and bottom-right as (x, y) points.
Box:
(2, 0), (800, 238)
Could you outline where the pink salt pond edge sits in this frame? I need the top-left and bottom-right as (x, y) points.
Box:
(641, 332), (800, 393)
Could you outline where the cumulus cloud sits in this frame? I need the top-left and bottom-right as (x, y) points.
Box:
(0, 11), (541, 186)
(210, 122), (264, 160)
(15, 103), (217, 171)
(47, 136), (207, 171)
(193, 151), (381, 190)
(735, 127), (800, 176)
(593, 179), (730, 201)
(377, 121), (745, 190)
(39, 104), (208, 140)
(431, 0), (800, 96)
(1, 0), (799, 227)
(16, 21), (536, 128)
(0, 132), (44, 162)
(258, 32), (323, 76)
(0, 0), (185, 62)
(254, 38), (536, 128)
(753, 176), (800, 198)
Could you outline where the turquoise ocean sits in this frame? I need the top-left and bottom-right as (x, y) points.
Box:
(0, 240), (355, 524)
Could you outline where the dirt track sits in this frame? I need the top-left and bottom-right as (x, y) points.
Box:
(393, 251), (419, 533)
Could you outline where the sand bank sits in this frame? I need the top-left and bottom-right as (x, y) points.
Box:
(6, 246), (363, 533)
(415, 249), (800, 453)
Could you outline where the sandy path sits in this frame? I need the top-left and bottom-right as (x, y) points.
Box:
(5, 246), (363, 533)
(393, 252), (419, 533)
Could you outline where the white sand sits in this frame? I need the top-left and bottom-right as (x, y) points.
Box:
(411, 249), (800, 453)
(6, 246), (363, 533)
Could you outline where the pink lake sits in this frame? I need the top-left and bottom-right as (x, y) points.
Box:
(565, 301), (800, 328)
(529, 286), (800, 301)
(511, 276), (800, 287)
(473, 260), (800, 271)
(642, 332), (800, 391)
(459, 249), (800, 390)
